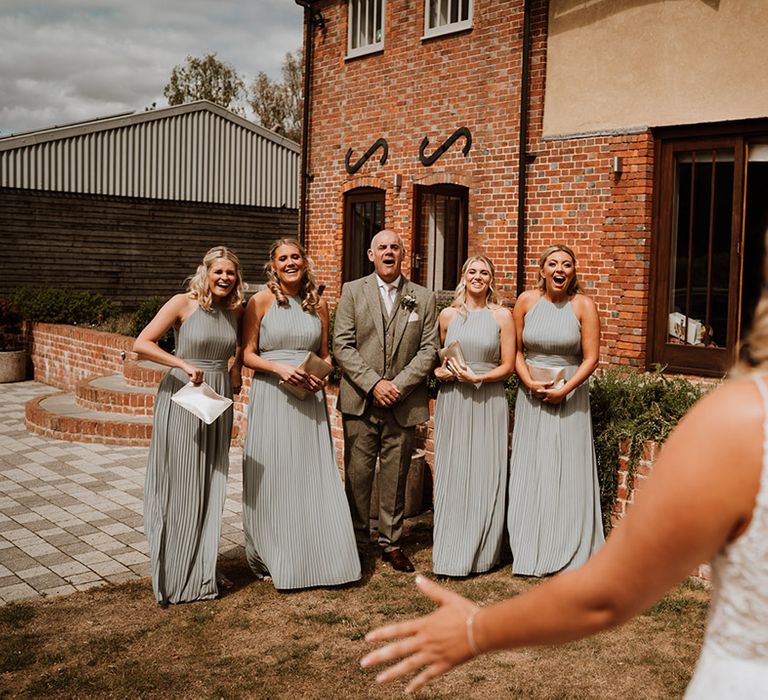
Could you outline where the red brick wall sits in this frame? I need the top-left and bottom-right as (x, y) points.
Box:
(612, 439), (710, 581)
(304, 0), (655, 368)
(29, 323), (135, 391)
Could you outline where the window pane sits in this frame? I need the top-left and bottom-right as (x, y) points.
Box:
(344, 192), (384, 282)
(741, 143), (768, 337)
(669, 149), (734, 348)
(416, 187), (468, 292)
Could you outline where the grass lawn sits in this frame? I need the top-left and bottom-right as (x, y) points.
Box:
(0, 521), (708, 699)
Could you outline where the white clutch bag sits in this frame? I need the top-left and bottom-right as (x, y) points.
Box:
(171, 381), (232, 424)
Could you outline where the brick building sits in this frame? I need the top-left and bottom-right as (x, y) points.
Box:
(297, 0), (768, 377)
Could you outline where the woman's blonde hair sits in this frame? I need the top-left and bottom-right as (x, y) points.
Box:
(536, 244), (584, 296)
(452, 255), (502, 316)
(186, 246), (244, 311)
(265, 238), (321, 314)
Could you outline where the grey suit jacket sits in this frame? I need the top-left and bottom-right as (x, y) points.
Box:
(333, 274), (438, 427)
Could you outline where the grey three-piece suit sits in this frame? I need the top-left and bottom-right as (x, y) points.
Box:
(333, 273), (438, 551)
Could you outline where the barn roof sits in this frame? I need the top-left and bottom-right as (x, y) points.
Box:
(0, 101), (299, 208)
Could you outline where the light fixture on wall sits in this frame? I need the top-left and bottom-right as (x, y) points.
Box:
(611, 156), (624, 175)
(393, 173), (402, 195)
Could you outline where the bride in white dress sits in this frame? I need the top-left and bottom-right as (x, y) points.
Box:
(361, 272), (768, 698)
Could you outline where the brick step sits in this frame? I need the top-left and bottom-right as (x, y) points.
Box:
(75, 373), (157, 415)
(123, 358), (169, 387)
(25, 392), (153, 446)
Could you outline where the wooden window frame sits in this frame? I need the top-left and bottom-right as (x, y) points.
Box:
(647, 125), (747, 376)
(412, 183), (468, 292)
(343, 187), (385, 283)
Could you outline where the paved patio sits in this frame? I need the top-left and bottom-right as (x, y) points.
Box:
(0, 381), (244, 604)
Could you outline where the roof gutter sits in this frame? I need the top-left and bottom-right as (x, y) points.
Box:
(516, 0), (533, 298)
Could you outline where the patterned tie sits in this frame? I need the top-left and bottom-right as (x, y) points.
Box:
(383, 283), (396, 314)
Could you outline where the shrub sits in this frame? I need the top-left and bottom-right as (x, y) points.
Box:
(128, 297), (174, 352)
(12, 287), (116, 326)
(589, 366), (708, 531)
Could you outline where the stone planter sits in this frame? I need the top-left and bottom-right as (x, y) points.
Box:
(0, 349), (27, 383)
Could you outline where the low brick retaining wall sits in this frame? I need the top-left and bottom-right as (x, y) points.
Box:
(30, 323), (134, 391)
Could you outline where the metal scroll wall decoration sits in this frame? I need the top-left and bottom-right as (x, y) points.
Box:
(418, 127), (472, 167)
(345, 138), (389, 175)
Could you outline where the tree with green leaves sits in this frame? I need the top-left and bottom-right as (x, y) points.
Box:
(249, 49), (303, 143)
(164, 53), (246, 115)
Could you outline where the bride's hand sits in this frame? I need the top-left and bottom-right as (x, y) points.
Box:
(361, 576), (479, 694)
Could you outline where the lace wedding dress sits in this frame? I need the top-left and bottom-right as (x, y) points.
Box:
(684, 378), (768, 698)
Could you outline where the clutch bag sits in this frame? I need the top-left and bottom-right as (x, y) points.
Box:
(280, 351), (333, 400)
(171, 381), (233, 424)
(526, 362), (566, 389)
(438, 340), (468, 369)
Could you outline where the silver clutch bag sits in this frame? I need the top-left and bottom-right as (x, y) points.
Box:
(170, 381), (233, 424)
(526, 363), (566, 389)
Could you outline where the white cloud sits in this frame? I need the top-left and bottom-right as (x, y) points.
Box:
(0, 0), (304, 135)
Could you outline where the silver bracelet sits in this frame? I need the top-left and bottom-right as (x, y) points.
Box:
(466, 607), (482, 657)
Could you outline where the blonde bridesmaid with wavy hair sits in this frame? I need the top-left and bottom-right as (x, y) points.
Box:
(241, 238), (360, 590)
(135, 246), (244, 604)
(432, 255), (515, 576)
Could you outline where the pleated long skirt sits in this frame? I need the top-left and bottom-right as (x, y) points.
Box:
(144, 366), (232, 604)
(432, 380), (509, 576)
(507, 381), (604, 576)
(242, 373), (361, 589)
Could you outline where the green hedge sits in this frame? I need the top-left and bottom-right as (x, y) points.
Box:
(13, 287), (117, 326)
(128, 297), (174, 352)
(590, 366), (706, 530)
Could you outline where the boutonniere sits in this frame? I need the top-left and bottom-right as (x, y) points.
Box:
(400, 293), (417, 312)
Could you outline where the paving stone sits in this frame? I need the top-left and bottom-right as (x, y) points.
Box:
(113, 550), (149, 566)
(26, 572), (68, 590)
(74, 580), (107, 592)
(41, 584), (78, 597)
(0, 381), (248, 604)
(16, 565), (51, 580)
(0, 581), (38, 602)
(50, 560), (90, 577)
(67, 571), (103, 585)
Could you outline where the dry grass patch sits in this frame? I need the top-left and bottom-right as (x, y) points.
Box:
(0, 544), (708, 699)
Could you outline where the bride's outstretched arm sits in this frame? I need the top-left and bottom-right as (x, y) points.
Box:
(362, 379), (763, 694)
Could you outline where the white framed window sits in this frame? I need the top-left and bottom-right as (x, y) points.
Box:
(347, 0), (386, 59)
(423, 0), (473, 39)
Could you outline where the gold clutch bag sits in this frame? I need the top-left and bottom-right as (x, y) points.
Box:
(438, 340), (468, 369)
(280, 351), (333, 400)
(526, 363), (566, 389)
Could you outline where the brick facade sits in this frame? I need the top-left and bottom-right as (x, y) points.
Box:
(303, 0), (655, 368)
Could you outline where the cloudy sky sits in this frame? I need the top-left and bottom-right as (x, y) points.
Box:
(0, 1), (304, 136)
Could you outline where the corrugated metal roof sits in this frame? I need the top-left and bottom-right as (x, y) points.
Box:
(0, 101), (300, 208)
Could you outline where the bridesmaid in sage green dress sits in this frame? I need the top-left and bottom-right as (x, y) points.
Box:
(507, 244), (603, 577)
(241, 239), (360, 590)
(432, 256), (515, 577)
(135, 246), (244, 604)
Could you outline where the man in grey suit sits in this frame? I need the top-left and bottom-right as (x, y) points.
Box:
(333, 229), (438, 572)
